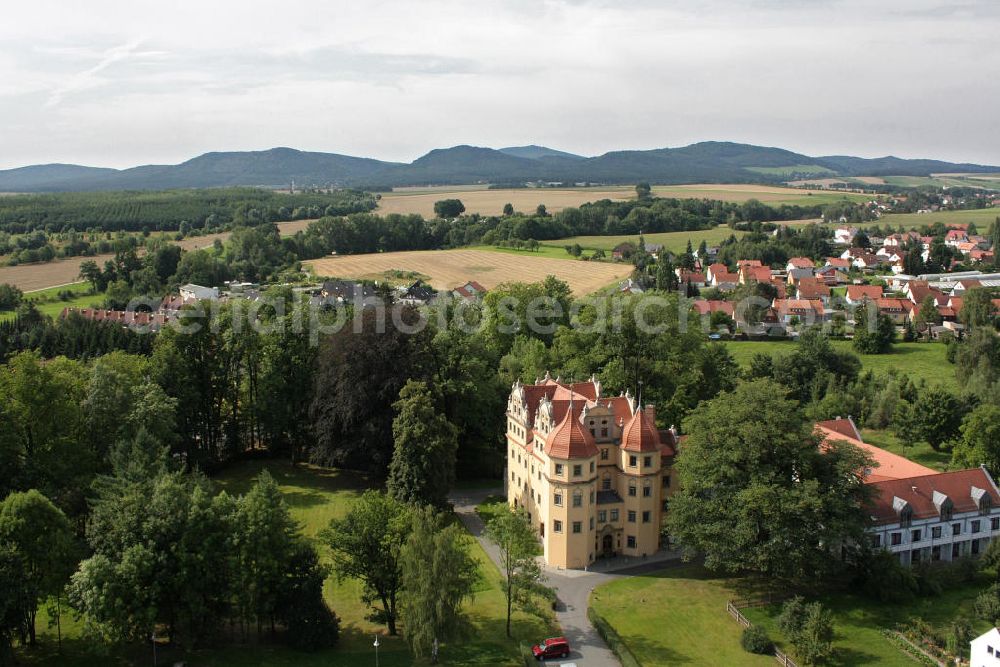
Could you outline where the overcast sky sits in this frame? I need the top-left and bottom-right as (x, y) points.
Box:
(1, 0), (998, 170)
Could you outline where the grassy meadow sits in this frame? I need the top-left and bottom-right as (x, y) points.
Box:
(16, 460), (554, 667)
(553, 226), (745, 255)
(0, 282), (101, 323)
(719, 339), (957, 391)
(593, 564), (991, 667)
(881, 207), (1000, 228)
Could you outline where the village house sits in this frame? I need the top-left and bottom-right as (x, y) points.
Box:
(772, 298), (826, 325)
(844, 284), (884, 305)
(816, 264), (849, 286)
(397, 280), (438, 305)
(676, 269), (706, 288)
(795, 277), (831, 303)
(834, 227), (858, 245)
(739, 264), (772, 285)
(452, 280), (488, 301)
(786, 267), (815, 286)
(505, 376), (676, 569)
(785, 257), (814, 272)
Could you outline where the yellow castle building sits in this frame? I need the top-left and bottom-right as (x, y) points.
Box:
(505, 374), (678, 569)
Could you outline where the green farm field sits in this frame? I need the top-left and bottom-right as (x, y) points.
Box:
(880, 207), (1000, 228)
(16, 461), (554, 667)
(719, 339), (957, 391)
(552, 226), (745, 255)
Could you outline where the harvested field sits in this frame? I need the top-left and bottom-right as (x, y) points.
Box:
(650, 184), (869, 205)
(305, 249), (633, 295)
(0, 220), (317, 291)
(376, 187), (635, 218)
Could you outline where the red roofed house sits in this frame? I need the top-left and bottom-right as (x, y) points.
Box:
(816, 418), (1000, 566)
(825, 257), (852, 270)
(739, 265), (773, 285)
(786, 257), (814, 272)
(845, 284), (884, 305)
(795, 277), (831, 303)
(690, 299), (735, 318)
(675, 269), (707, 288)
(875, 298), (914, 324)
(506, 375), (674, 568)
(772, 298), (826, 324)
(452, 280), (488, 301)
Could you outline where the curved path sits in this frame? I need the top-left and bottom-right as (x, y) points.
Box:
(451, 487), (686, 667)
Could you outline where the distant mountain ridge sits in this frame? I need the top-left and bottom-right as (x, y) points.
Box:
(1, 142), (997, 192)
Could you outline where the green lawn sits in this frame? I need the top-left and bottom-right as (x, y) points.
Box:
(861, 428), (952, 472)
(590, 565), (774, 666)
(17, 461), (552, 667)
(553, 226), (746, 255)
(720, 339), (958, 391)
(594, 564), (991, 667)
(0, 282), (101, 323)
(744, 579), (991, 666)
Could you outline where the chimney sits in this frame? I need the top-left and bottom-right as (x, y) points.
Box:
(644, 404), (656, 425)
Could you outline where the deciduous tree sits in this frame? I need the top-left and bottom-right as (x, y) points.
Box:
(484, 507), (546, 638)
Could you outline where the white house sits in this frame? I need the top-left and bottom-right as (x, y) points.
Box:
(970, 627), (1000, 667)
(834, 227), (857, 245)
(179, 284), (220, 301)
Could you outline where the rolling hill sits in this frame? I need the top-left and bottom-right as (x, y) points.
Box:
(1, 142), (997, 192)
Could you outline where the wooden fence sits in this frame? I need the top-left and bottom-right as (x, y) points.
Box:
(725, 598), (800, 667)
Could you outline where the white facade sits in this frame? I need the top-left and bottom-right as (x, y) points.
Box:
(971, 628), (1000, 667)
(869, 507), (1000, 565)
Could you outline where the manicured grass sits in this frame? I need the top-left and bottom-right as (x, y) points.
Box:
(0, 281), (101, 323)
(554, 226), (746, 255)
(744, 578), (991, 666)
(861, 428), (952, 472)
(590, 565), (774, 666)
(719, 339), (958, 391)
(18, 461), (553, 666)
(594, 564), (991, 667)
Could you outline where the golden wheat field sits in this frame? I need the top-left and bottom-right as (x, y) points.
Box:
(375, 186), (636, 218)
(306, 248), (633, 295)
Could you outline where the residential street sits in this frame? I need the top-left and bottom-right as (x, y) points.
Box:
(451, 487), (685, 667)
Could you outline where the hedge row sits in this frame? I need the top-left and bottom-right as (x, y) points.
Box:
(588, 606), (642, 667)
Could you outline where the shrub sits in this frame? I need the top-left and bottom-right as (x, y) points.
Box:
(741, 625), (773, 654)
(588, 607), (641, 667)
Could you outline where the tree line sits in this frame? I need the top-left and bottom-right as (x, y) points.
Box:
(0, 188), (376, 234)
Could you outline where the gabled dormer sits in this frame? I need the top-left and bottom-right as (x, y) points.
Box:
(892, 496), (912, 527)
(932, 490), (953, 521)
(972, 486), (992, 515)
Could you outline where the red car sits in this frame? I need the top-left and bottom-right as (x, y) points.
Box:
(532, 636), (570, 660)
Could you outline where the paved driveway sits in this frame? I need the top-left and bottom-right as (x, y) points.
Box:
(451, 488), (683, 667)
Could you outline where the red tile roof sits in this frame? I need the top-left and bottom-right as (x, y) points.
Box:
(787, 257), (814, 269)
(742, 266), (773, 282)
(544, 403), (599, 460)
(815, 421), (937, 483)
(846, 285), (883, 302)
(797, 278), (830, 300)
(868, 468), (1000, 524)
(691, 299), (735, 316)
(621, 407), (661, 453)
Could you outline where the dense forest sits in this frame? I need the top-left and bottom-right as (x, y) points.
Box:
(0, 188), (377, 234)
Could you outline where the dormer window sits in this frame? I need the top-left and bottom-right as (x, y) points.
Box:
(933, 491), (953, 521)
(972, 486), (992, 515)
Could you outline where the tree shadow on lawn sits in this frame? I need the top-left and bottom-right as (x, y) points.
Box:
(618, 635), (691, 665)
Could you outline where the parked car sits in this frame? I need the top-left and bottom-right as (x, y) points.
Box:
(532, 636), (570, 660)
